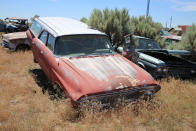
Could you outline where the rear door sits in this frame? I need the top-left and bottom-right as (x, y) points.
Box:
(37, 31), (50, 76)
(39, 33), (57, 81)
(42, 33), (58, 81)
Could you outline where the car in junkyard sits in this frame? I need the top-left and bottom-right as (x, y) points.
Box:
(118, 35), (196, 79)
(4, 17), (29, 33)
(0, 19), (5, 32)
(160, 29), (181, 45)
(26, 17), (161, 107)
(2, 31), (30, 51)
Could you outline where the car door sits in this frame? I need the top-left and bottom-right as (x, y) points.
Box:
(37, 31), (50, 77)
(39, 33), (57, 81)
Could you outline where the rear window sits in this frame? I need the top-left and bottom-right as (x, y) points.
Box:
(30, 21), (42, 37)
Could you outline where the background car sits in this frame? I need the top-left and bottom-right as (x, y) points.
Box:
(118, 35), (196, 79)
(160, 29), (181, 45)
(4, 17), (29, 33)
(2, 31), (30, 51)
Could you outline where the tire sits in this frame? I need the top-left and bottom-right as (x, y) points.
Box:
(33, 58), (38, 63)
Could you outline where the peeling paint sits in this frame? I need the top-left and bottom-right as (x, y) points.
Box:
(69, 55), (138, 82)
(61, 67), (80, 86)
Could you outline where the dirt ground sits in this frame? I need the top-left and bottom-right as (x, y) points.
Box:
(0, 35), (195, 130)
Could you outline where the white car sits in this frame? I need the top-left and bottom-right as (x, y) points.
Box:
(2, 31), (30, 51)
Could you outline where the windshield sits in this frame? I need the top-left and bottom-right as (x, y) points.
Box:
(125, 37), (161, 50)
(135, 38), (161, 50)
(54, 35), (115, 57)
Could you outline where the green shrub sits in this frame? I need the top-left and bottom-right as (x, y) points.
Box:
(180, 24), (196, 52)
(88, 8), (131, 46)
(80, 17), (88, 24)
(130, 16), (163, 40)
(168, 24), (196, 52)
(86, 8), (164, 47)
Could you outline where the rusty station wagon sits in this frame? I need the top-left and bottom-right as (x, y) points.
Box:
(26, 17), (161, 107)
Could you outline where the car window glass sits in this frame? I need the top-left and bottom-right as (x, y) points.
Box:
(47, 34), (55, 51)
(39, 31), (48, 44)
(54, 35), (114, 57)
(30, 21), (42, 37)
(136, 39), (161, 49)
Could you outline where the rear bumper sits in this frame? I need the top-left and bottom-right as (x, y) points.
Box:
(77, 84), (161, 108)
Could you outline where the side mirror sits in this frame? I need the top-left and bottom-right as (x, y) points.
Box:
(117, 47), (123, 53)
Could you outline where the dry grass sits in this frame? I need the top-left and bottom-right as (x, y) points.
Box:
(0, 39), (195, 130)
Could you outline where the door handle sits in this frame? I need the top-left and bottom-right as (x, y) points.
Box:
(40, 51), (44, 54)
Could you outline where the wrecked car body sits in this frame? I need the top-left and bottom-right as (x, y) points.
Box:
(26, 17), (161, 107)
(4, 17), (29, 33)
(120, 35), (196, 79)
(2, 32), (30, 51)
(160, 29), (181, 45)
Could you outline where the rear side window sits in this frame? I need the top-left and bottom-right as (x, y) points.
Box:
(39, 31), (48, 44)
(47, 34), (55, 51)
(30, 21), (42, 37)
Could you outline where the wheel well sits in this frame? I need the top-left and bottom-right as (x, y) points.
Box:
(16, 44), (30, 51)
(53, 82), (67, 94)
(53, 82), (68, 99)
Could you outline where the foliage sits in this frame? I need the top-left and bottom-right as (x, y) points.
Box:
(80, 17), (88, 24)
(168, 24), (196, 52)
(29, 15), (40, 26)
(88, 9), (163, 47)
(88, 8), (131, 46)
(130, 16), (163, 40)
(180, 24), (196, 52)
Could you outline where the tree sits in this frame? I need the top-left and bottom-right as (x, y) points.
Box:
(168, 24), (196, 52)
(130, 16), (162, 40)
(167, 24), (196, 62)
(29, 15), (40, 26)
(88, 8), (131, 46)
(180, 24), (196, 52)
(80, 17), (88, 24)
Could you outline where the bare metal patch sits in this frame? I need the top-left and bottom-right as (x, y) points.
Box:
(68, 55), (138, 82)
(61, 68), (79, 86)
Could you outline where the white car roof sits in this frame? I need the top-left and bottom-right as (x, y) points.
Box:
(36, 17), (105, 37)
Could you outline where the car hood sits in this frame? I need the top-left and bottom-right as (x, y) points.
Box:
(2, 31), (27, 41)
(60, 54), (158, 101)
